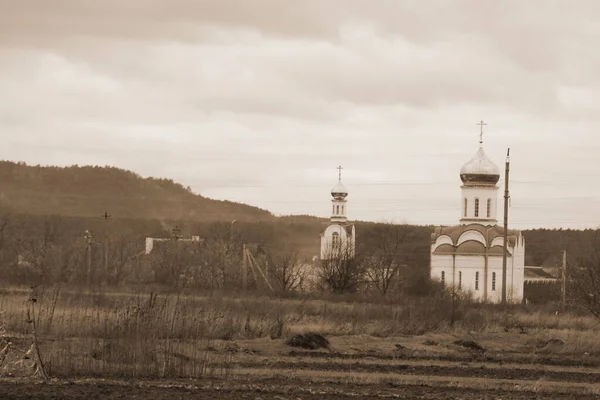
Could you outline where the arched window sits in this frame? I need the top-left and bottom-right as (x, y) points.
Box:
(458, 271), (462, 290)
(492, 272), (496, 291)
(342, 205), (345, 215)
(474, 198), (479, 217)
(332, 232), (340, 247)
(475, 271), (479, 290)
(487, 199), (491, 218)
(332, 205), (335, 214)
(336, 205), (340, 215)
(441, 271), (445, 285)
(464, 198), (468, 217)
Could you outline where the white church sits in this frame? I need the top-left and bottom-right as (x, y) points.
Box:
(430, 128), (525, 303)
(319, 167), (356, 261)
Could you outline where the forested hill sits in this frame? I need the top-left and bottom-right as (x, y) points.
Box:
(0, 161), (273, 222)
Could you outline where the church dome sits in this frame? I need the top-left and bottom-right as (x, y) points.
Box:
(331, 181), (348, 199)
(460, 147), (500, 185)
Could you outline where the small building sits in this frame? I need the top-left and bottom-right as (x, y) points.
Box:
(430, 128), (526, 303)
(145, 235), (202, 254)
(524, 266), (559, 283)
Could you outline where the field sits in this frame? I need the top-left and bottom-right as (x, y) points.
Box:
(1, 287), (600, 399)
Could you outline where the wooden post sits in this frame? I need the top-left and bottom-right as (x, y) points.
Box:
(87, 242), (92, 286)
(102, 211), (111, 284)
(561, 249), (567, 307)
(85, 230), (93, 286)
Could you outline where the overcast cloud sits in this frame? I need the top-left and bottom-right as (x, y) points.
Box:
(1, 0), (599, 228)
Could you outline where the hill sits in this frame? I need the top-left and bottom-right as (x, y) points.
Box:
(0, 161), (273, 222)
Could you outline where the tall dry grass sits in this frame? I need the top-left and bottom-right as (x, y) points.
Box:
(1, 285), (600, 378)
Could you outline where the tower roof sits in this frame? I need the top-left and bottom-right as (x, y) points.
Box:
(461, 120), (500, 185)
(331, 181), (348, 199)
(460, 146), (500, 185)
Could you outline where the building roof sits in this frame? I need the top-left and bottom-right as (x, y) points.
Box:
(524, 266), (558, 281)
(320, 223), (354, 236)
(431, 223), (521, 256)
(431, 224), (519, 244)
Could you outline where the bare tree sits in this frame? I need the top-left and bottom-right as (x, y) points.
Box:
(203, 221), (244, 289)
(318, 241), (363, 294)
(267, 248), (306, 292)
(568, 230), (600, 319)
(362, 222), (412, 296)
(149, 240), (204, 288)
(105, 235), (145, 285)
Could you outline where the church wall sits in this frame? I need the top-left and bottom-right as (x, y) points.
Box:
(486, 250), (525, 303)
(487, 256), (508, 303)
(454, 255), (485, 301)
(431, 250), (525, 304)
(330, 198), (348, 222)
(510, 238), (526, 302)
(320, 224), (355, 260)
(430, 254), (454, 285)
(460, 186), (499, 222)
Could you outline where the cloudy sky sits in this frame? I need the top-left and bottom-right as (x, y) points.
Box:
(1, 1), (599, 229)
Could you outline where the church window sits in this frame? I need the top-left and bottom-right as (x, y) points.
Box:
(474, 198), (479, 217)
(487, 199), (491, 218)
(475, 271), (479, 290)
(458, 271), (462, 290)
(492, 272), (496, 291)
(464, 198), (468, 217)
(441, 271), (445, 285)
(342, 205), (345, 215)
(332, 232), (340, 247)
(333, 205), (335, 214)
(336, 205), (340, 215)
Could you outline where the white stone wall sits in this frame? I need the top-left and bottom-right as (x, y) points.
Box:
(460, 186), (499, 223)
(330, 198), (348, 223)
(430, 239), (525, 304)
(320, 224), (355, 260)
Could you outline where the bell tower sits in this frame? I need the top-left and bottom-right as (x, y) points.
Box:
(459, 121), (500, 225)
(330, 165), (348, 223)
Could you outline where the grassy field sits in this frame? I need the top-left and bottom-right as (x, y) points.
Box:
(1, 286), (600, 399)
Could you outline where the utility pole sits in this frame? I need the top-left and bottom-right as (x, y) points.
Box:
(501, 149), (510, 305)
(102, 211), (111, 283)
(561, 249), (567, 308)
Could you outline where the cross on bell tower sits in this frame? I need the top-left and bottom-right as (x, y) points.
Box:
(337, 165), (343, 181)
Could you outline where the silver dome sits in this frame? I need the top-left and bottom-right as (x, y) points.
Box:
(460, 147), (500, 185)
(331, 181), (348, 198)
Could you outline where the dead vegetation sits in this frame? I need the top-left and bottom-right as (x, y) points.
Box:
(0, 285), (599, 384)
(286, 333), (330, 350)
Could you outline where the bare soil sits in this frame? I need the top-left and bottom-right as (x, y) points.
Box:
(2, 333), (600, 399)
(0, 378), (597, 400)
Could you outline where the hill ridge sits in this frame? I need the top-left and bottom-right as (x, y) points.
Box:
(0, 160), (273, 222)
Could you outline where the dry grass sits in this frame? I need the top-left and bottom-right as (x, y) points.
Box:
(1, 285), (600, 379)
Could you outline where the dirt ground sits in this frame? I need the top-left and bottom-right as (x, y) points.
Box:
(0, 377), (597, 400)
(2, 332), (600, 399)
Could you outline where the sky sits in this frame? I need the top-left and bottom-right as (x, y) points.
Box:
(1, 0), (599, 229)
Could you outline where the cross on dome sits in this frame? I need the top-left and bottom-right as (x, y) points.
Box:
(476, 120), (487, 145)
(331, 165), (348, 199)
